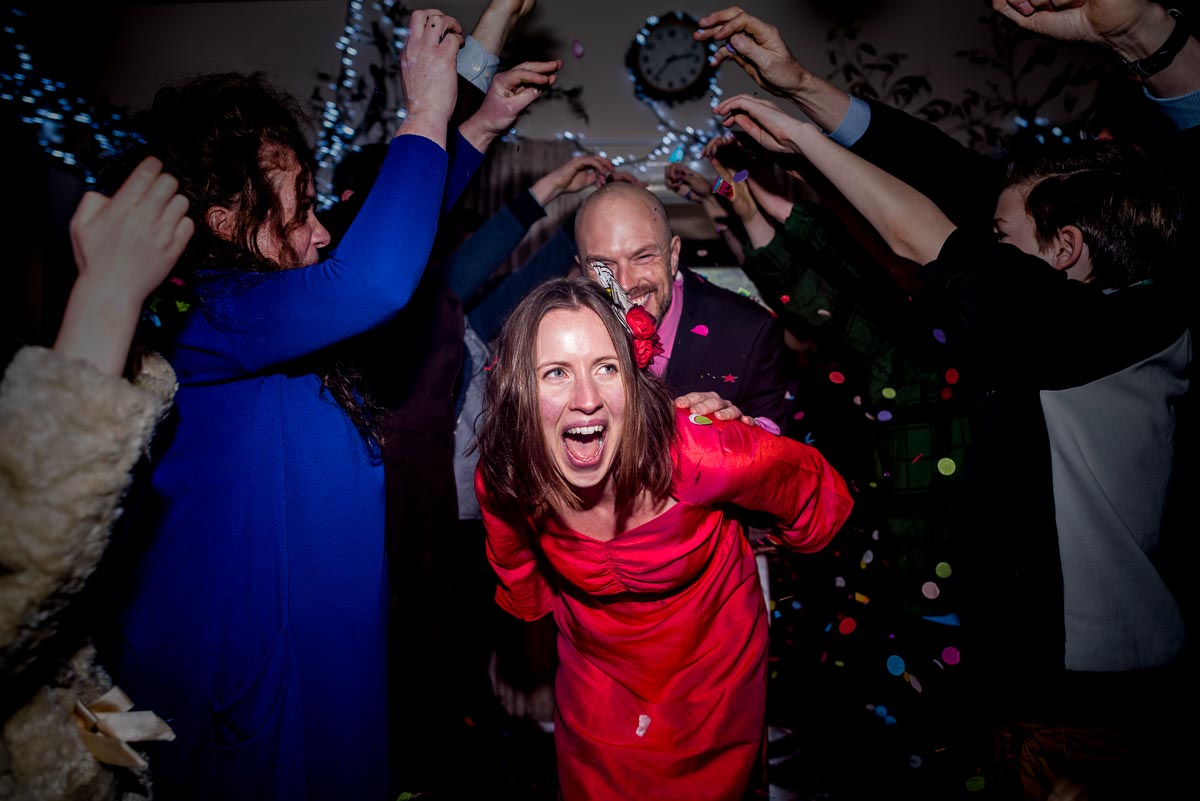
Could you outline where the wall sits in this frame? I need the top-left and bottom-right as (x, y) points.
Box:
(85, 0), (1101, 160)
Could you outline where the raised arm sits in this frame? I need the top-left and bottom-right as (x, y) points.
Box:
(458, 59), (561, 154)
(181, 11), (462, 379)
(695, 6), (852, 132)
(55, 156), (193, 376)
(717, 93), (956, 265)
(994, 0), (1199, 99)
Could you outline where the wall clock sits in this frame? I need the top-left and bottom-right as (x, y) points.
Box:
(625, 11), (717, 104)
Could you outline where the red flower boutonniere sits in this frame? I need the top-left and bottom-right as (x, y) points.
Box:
(626, 305), (664, 369)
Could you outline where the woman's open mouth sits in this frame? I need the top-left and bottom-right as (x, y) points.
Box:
(563, 424), (606, 468)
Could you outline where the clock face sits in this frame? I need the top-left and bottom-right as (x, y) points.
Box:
(627, 13), (715, 102)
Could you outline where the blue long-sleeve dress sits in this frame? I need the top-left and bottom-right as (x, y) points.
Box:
(111, 133), (484, 801)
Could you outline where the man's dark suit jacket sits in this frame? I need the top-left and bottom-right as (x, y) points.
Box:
(664, 267), (789, 426)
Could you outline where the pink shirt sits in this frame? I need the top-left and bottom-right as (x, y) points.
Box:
(649, 271), (685, 378)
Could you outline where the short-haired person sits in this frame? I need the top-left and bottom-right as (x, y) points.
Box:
(574, 181), (790, 427)
(474, 277), (853, 799)
(717, 73), (1191, 801)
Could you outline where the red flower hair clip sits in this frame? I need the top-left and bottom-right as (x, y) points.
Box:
(625, 305), (664, 369)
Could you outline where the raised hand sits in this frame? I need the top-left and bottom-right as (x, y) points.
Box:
(530, 154), (614, 206)
(994, 0), (1157, 47)
(460, 59), (561, 151)
(56, 156), (194, 375)
(714, 93), (809, 155)
(664, 164), (711, 203)
(399, 8), (465, 143)
(694, 7), (808, 99)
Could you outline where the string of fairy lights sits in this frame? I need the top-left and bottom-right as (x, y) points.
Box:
(1, 5), (145, 185)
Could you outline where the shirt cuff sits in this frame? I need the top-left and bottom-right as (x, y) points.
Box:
(457, 35), (501, 94)
(1143, 87), (1200, 130)
(828, 96), (871, 147)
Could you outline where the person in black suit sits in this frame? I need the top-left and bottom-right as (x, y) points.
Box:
(573, 181), (789, 427)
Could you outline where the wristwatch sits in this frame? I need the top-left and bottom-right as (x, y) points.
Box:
(1125, 8), (1189, 80)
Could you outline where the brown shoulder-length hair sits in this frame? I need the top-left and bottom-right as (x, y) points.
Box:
(477, 277), (676, 517)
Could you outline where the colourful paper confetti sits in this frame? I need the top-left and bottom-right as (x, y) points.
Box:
(732, 169), (749, 182)
(935, 561), (952, 578)
(881, 387), (897, 399)
(921, 581), (940, 599)
(877, 410), (893, 422)
(722, 373), (737, 383)
(945, 368), (960, 385)
(690, 324), (709, 336)
(755, 416), (780, 435)
(571, 38), (585, 58)
(936, 457), (957, 476)
(668, 145), (684, 163)
(688, 414), (713, 426)
(829, 371), (846, 385)
(932, 328), (947, 343)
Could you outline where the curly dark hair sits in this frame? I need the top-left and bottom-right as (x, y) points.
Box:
(114, 72), (381, 443)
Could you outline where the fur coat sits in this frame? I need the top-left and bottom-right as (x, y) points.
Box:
(0, 347), (175, 801)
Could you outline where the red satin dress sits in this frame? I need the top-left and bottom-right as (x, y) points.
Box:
(477, 409), (853, 800)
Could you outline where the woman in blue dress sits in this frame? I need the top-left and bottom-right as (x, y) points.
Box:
(105, 10), (552, 799)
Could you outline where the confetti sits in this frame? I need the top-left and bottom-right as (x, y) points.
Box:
(908, 672), (924, 693)
(828, 371), (845, 385)
(572, 38), (585, 58)
(886, 655), (906, 676)
(942, 646), (961, 666)
(784, 390), (794, 401)
(852, 395), (862, 406)
(912, 452), (924, 463)
(635, 714), (651, 736)
(881, 387), (897, 399)
(725, 40), (736, 54)
(910, 755), (923, 769)
(838, 617), (857, 635)
(722, 373), (737, 383)
(932, 328), (947, 343)
(755, 416), (780, 435)
(779, 294), (790, 304)
(877, 410), (893, 422)
(688, 414), (713, 426)
(921, 613), (961, 626)
(853, 592), (870, 604)
(690, 324), (709, 336)
(669, 145), (684, 162)
(966, 776), (986, 792)
(816, 308), (832, 317)
(711, 176), (734, 199)
(945, 368), (960, 385)
(696, 249), (708, 257)
(941, 387), (954, 400)
(935, 561), (952, 578)
(921, 581), (940, 599)
(792, 410), (805, 421)
(834, 576), (846, 588)
(862, 549), (874, 564)
(937, 457), (957, 476)
(732, 169), (749, 182)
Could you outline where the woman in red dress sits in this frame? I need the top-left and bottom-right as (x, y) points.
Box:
(475, 277), (853, 800)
